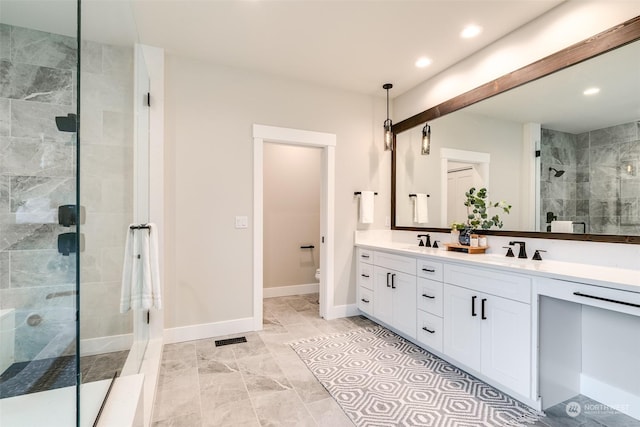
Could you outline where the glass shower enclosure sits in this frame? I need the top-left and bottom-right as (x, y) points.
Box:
(0, 0), (150, 425)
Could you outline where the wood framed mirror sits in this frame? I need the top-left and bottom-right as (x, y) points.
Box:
(391, 16), (640, 244)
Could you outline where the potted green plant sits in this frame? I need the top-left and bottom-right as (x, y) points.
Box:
(459, 187), (511, 245)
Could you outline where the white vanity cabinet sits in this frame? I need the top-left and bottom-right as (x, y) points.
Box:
(357, 249), (374, 316)
(443, 264), (532, 398)
(372, 251), (417, 339)
(416, 260), (444, 352)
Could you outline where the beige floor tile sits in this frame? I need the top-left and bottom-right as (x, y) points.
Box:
(199, 371), (249, 407)
(252, 389), (317, 427)
(152, 384), (201, 423)
(306, 397), (354, 427)
(201, 397), (259, 427)
(151, 411), (202, 427)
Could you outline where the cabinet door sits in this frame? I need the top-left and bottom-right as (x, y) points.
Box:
(444, 284), (481, 372)
(481, 296), (531, 397)
(373, 267), (393, 325)
(391, 271), (417, 339)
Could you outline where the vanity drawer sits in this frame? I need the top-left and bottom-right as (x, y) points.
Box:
(358, 263), (374, 290)
(444, 264), (531, 304)
(416, 311), (443, 353)
(536, 277), (640, 317)
(417, 278), (443, 317)
(417, 259), (443, 281)
(358, 248), (373, 264)
(358, 287), (374, 316)
(374, 251), (416, 275)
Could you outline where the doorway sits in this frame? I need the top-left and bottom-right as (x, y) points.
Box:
(253, 125), (336, 330)
(440, 148), (490, 227)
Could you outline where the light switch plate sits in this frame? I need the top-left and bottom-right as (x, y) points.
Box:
(235, 216), (248, 229)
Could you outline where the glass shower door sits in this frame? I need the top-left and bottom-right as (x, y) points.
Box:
(0, 0), (80, 424)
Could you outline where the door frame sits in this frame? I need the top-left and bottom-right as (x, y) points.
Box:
(253, 124), (336, 330)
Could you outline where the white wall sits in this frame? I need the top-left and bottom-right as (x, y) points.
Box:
(164, 56), (388, 329)
(264, 143), (321, 288)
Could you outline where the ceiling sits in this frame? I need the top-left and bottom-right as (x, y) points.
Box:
(1, 0), (564, 97)
(129, 0), (564, 97)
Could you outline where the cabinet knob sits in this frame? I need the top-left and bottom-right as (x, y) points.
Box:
(361, 298), (370, 304)
(422, 326), (435, 334)
(422, 268), (436, 273)
(421, 294), (435, 299)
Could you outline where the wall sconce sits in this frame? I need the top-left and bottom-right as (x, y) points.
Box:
(383, 83), (393, 151)
(421, 123), (431, 155)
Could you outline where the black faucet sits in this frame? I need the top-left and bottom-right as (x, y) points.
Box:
(509, 241), (527, 259)
(417, 234), (431, 247)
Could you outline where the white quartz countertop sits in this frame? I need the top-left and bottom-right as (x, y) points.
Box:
(355, 239), (640, 294)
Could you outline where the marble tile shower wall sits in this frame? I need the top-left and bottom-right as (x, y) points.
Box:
(540, 122), (640, 235)
(0, 24), (134, 362)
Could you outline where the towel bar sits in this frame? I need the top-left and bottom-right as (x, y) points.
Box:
(409, 194), (430, 197)
(130, 224), (150, 230)
(354, 192), (378, 195)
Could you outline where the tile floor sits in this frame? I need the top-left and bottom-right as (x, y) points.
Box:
(151, 294), (640, 427)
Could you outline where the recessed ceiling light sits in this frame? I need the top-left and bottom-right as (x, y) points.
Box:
(583, 87), (600, 95)
(415, 57), (432, 68)
(461, 25), (482, 39)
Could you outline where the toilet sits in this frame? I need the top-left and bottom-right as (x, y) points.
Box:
(315, 268), (320, 281)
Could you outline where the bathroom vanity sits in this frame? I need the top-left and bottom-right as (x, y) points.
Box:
(354, 233), (640, 419)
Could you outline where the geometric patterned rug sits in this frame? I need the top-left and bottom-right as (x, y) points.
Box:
(290, 327), (544, 427)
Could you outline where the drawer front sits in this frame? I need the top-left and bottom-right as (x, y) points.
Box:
(374, 251), (417, 275)
(358, 248), (373, 264)
(358, 287), (374, 316)
(444, 264), (531, 304)
(358, 262), (374, 290)
(417, 278), (443, 317)
(417, 259), (443, 281)
(416, 311), (443, 353)
(536, 277), (640, 317)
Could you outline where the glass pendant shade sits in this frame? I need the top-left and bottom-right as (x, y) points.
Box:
(421, 123), (431, 155)
(384, 118), (393, 151)
(383, 83), (393, 151)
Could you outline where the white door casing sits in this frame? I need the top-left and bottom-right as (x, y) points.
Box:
(253, 124), (336, 329)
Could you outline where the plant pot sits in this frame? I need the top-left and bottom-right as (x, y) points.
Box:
(450, 229), (460, 243)
(458, 228), (472, 246)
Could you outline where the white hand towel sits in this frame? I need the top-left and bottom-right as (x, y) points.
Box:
(413, 193), (429, 224)
(120, 223), (162, 313)
(359, 191), (375, 224)
(551, 220), (573, 233)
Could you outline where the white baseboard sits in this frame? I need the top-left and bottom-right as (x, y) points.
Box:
(163, 317), (254, 344)
(581, 373), (640, 421)
(80, 333), (133, 357)
(326, 303), (359, 320)
(264, 283), (319, 298)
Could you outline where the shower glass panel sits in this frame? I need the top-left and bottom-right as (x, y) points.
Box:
(78, 0), (149, 422)
(0, 0), (80, 424)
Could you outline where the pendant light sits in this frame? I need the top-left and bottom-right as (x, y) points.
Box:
(421, 123), (431, 155)
(383, 83), (393, 151)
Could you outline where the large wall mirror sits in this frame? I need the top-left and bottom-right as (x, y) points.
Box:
(392, 16), (640, 244)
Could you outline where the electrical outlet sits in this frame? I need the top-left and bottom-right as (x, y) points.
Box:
(385, 216), (391, 227)
(235, 216), (248, 229)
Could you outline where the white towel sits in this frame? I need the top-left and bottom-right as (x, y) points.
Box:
(413, 193), (429, 224)
(551, 220), (573, 233)
(120, 223), (162, 313)
(359, 191), (375, 224)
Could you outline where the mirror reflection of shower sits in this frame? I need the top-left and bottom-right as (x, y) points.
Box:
(548, 167), (565, 178)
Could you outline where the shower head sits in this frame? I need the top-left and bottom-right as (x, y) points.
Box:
(549, 167), (565, 178)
